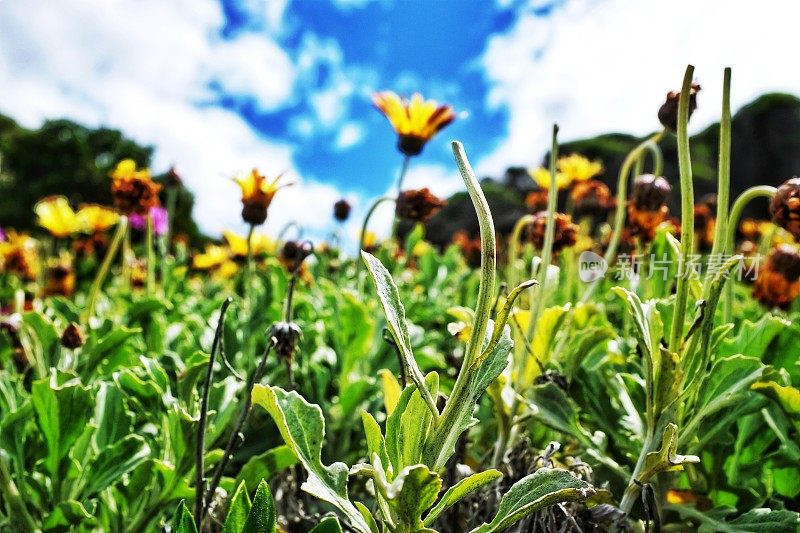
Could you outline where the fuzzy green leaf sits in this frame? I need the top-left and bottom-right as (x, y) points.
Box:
(222, 481), (251, 533)
(241, 480), (276, 533)
(423, 469), (502, 526)
(470, 468), (594, 533)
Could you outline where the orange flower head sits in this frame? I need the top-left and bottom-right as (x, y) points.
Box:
(110, 159), (162, 215)
(571, 179), (614, 218)
(372, 91), (455, 156)
(234, 169), (290, 226)
(44, 256), (75, 297)
(0, 232), (39, 281)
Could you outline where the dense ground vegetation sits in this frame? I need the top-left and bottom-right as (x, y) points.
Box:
(1, 67), (799, 532)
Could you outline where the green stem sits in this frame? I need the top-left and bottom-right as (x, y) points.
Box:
(527, 125), (560, 341)
(507, 214), (535, 290)
(146, 213), (155, 295)
(425, 141), (496, 470)
(723, 186), (777, 322)
(84, 218), (127, 322)
(707, 68), (732, 265)
(276, 221), (301, 244)
(357, 196), (395, 260)
(667, 64), (696, 354)
(391, 156), (412, 241)
(165, 186), (178, 250)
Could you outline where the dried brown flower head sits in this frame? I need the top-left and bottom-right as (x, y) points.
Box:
(571, 179), (614, 218)
(753, 244), (800, 309)
(528, 211), (579, 253)
(395, 188), (446, 223)
(61, 322), (86, 349)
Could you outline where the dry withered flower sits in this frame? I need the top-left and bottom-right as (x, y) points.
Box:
(770, 177), (800, 240)
(528, 211), (578, 253)
(753, 244), (800, 309)
(658, 82), (701, 132)
(571, 179), (614, 218)
(395, 188), (446, 223)
(627, 174), (671, 239)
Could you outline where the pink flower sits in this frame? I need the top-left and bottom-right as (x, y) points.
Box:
(130, 206), (168, 236)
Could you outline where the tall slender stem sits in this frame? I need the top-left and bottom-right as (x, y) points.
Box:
(194, 297), (233, 525)
(667, 65), (696, 353)
(723, 186), (777, 322)
(146, 213), (155, 295)
(165, 186), (178, 251)
(357, 196), (395, 261)
(507, 214), (535, 291)
(527, 125), (560, 341)
(391, 156), (412, 240)
(84, 218), (127, 322)
(203, 339), (276, 522)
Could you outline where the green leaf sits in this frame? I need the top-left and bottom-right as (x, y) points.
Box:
(683, 355), (768, 443)
(530, 304), (569, 365)
(80, 326), (142, 374)
(82, 434), (151, 497)
(470, 468), (594, 533)
(667, 504), (800, 532)
(719, 315), (790, 359)
(423, 469), (502, 526)
(173, 500), (198, 533)
(393, 465), (442, 530)
(222, 481), (251, 533)
(361, 411), (390, 473)
(385, 373), (439, 474)
(235, 445), (298, 492)
(241, 480), (276, 533)
(309, 516), (344, 533)
(528, 382), (589, 440)
(361, 250), (438, 418)
(251, 385), (372, 533)
(94, 382), (133, 448)
(31, 372), (94, 475)
(42, 500), (96, 530)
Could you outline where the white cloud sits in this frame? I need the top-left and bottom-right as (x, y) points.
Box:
(333, 121), (366, 150)
(0, 0), (350, 238)
(478, 0), (800, 175)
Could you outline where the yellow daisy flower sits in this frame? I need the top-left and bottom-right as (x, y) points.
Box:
(372, 91), (456, 156)
(34, 196), (81, 238)
(558, 153), (603, 183)
(76, 204), (120, 233)
(233, 169), (290, 226)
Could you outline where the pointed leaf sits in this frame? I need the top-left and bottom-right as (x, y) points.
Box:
(173, 501), (198, 533)
(361, 251), (437, 417)
(82, 434), (151, 497)
(310, 516), (344, 533)
(423, 469), (502, 526)
(470, 468), (594, 533)
(241, 480), (276, 533)
(222, 481), (251, 533)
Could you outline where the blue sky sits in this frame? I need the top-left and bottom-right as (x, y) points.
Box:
(1, 0), (800, 242)
(214, 0), (522, 198)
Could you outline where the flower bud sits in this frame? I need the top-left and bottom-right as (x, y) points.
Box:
(658, 83), (701, 132)
(333, 199), (352, 222)
(269, 322), (302, 362)
(770, 177), (800, 240)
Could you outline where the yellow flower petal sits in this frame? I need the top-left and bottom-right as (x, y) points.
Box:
(34, 196), (80, 238)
